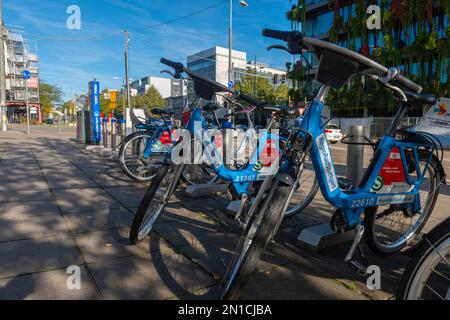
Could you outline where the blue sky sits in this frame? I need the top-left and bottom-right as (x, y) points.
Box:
(4, 0), (295, 100)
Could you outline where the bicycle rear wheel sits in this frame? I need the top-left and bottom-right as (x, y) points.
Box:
(221, 178), (292, 300)
(364, 154), (442, 255)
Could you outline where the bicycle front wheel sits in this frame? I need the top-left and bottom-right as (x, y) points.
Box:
(129, 164), (183, 244)
(284, 154), (318, 217)
(119, 132), (164, 183)
(221, 179), (292, 300)
(396, 218), (450, 300)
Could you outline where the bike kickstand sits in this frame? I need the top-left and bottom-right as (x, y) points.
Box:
(345, 224), (369, 276)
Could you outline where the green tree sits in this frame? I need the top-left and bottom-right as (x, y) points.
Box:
(236, 71), (288, 105)
(133, 85), (165, 113)
(39, 82), (63, 117)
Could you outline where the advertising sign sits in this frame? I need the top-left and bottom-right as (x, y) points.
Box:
(414, 98), (450, 148)
(27, 77), (39, 89)
(89, 80), (102, 144)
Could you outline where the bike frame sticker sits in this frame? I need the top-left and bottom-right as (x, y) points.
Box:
(376, 194), (415, 205)
(316, 133), (338, 192)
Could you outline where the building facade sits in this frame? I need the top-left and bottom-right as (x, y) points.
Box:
(3, 27), (40, 123)
(288, 0), (449, 116)
(187, 46), (286, 103)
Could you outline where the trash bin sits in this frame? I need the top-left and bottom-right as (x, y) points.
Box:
(76, 110), (91, 143)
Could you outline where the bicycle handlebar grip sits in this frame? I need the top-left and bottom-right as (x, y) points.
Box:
(160, 58), (182, 70)
(395, 74), (423, 94)
(262, 29), (290, 41)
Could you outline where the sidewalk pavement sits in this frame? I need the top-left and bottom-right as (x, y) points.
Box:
(0, 125), (447, 300)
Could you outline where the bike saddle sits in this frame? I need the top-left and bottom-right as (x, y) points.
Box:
(260, 105), (300, 116)
(151, 108), (175, 116)
(404, 92), (436, 105)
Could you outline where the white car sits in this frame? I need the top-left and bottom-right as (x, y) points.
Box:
(325, 124), (343, 144)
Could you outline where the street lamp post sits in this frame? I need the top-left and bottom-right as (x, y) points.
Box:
(228, 0), (248, 83)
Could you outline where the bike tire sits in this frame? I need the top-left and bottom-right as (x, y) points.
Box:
(284, 175), (319, 218)
(396, 218), (450, 300)
(119, 131), (162, 183)
(129, 164), (171, 244)
(364, 154), (442, 255)
(221, 179), (292, 300)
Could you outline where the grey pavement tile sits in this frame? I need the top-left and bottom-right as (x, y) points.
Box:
(53, 187), (121, 213)
(239, 262), (367, 300)
(42, 168), (97, 189)
(177, 235), (290, 279)
(88, 244), (216, 299)
(0, 235), (81, 279)
(154, 208), (231, 248)
(85, 168), (136, 187)
(0, 212), (68, 242)
(65, 208), (133, 233)
(103, 185), (148, 209)
(0, 266), (99, 300)
(0, 178), (49, 191)
(0, 189), (54, 203)
(0, 200), (59, 219)
(75, 227), (149, 263)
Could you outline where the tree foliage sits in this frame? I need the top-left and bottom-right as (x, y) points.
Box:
(236, 70), (289, 105)
(133, 85), (165, 113)
(39, 82), (63, 117)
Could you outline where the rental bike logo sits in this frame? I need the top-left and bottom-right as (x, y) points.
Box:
(317, 133), (338, 192)
(178, 304), (272, 318)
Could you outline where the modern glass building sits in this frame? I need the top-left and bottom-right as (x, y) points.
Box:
(289, 0), (449, 116)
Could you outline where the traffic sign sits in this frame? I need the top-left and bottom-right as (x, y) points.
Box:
(228, 80), (234, 89)
(22, 70), (31, 80)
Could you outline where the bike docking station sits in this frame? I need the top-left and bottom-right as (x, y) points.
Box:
(296, 126), (367, 253)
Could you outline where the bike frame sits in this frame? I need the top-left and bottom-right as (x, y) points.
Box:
(301, 85), (435, 228)
(187, 107), (284, 195)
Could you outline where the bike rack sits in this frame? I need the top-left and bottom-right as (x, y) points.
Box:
(184, 183), (229, 197)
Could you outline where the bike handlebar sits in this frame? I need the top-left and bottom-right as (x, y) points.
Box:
(262, 29), (423, 93)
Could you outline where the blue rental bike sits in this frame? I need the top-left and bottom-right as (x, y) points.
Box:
(129, 58), (314, 244)
(221, 29), (446, 299)
(118, 110), (178, 182)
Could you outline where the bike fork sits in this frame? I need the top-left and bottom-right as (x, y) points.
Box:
(345, 224), (370, 276)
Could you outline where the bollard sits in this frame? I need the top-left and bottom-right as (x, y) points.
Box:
(102, 118), (108, 148)
(111, 118), (117, 150)
(119, 119), (126, 144)
(346, 125), (366, 186)
(58, 117), (62, 134)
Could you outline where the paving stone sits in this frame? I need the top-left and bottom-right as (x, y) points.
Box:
(103, 185), (148, 209)
(0, 212), (68, 242)
(42, 168), (97, 189)
(0, 235), (81, 279)
(65, 208), (133, 233)
(53, 187), (121, 213)
(74, 228), (150, 263)
(88, 244), (216, 299)
(0, 189), (54, 203)
(0, 266), (99, 300)
(239, 262), (368, 300)
(0, 201), (60, 220)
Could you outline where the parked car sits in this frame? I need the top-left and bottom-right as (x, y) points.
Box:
(325, 124), (343, 144)
(46, 118), (54, 125)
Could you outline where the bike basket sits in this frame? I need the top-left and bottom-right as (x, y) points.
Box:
(316, 53), (358, 89)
